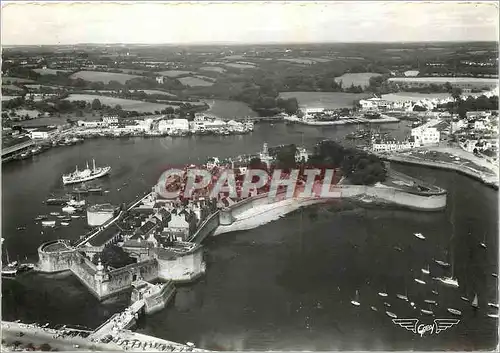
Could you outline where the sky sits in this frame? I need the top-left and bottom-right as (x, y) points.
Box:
(1, 1), (498, 45)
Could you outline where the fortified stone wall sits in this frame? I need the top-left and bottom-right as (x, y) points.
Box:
(335, 185), (447, 211)
(142, 282), (176, 314)
(69, 254), (100, 297)
(155, 246), (206, 282)
(37, 241), (76, 273)
(105, 260), (158, 296)
(190, 211), (220, 244)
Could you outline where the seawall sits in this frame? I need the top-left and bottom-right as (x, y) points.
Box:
(214, 182), (446, 235)
(381, 154), (499, 190)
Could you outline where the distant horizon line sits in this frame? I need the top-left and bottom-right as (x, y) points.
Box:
(3, 40), (498, 47)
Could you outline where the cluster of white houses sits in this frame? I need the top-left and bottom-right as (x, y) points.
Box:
(75, 114), (254, 136)
(371, 118), (443, 153)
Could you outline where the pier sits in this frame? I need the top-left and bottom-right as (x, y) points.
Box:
(89, 300), (145, 341)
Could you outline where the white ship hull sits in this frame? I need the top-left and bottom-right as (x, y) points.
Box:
(62, 167), (111, 185)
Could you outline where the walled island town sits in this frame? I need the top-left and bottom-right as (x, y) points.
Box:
(1, 1), (499, 352)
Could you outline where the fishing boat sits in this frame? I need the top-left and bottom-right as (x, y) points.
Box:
(70, 215), (80, 219)
(41, 220), (56, 227)
(62, 205), (76, 214)
(62, 159), (111, 185)
(394, 246), (403, 252)
(17, 226), (26, 231)
(447, 308), (462, 316)
(460, 296), (469, 302)
(472, 294), (479, 309)
(49, 212), (60, 216)
(67, 199), (85, 207)
(46, 197), (71, 205)
(34, 215), (48, 221)
(424, 300), (437, 305)
(2, 248), (18, 278)
(492, 273), (498, 278)
(414, 232), (425, 240)
(386, 311), (397, 318)
(421, 265), (430, 275)
(61, 222), (70, 226)
(487, 313), (499, 319)
(350, 290), (361, 306)
(384, 302), (391, 307)
(370, 306), (378, 312)
(378, 292), (388, 297)
(431, 290), (439, 295)
(487, 303), (499, 309)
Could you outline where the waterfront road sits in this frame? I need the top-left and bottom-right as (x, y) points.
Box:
(2, 321), (122, 351)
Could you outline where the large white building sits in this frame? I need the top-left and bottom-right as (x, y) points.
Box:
(158, 118), (190, 134)
(30, 127), (58, 140)
(411, 119), (441, 146)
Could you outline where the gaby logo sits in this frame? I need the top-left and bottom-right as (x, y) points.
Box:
(393, 319), (460, 337)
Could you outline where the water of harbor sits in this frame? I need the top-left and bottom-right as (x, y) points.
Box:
(2, 121), (498, 350)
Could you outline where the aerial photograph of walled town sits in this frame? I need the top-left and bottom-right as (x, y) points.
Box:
(1, 1), (499, 351)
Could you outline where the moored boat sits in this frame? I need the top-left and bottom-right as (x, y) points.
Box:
(62, 159), (111, 185)
(350, 290), (361, 306)
(41, 220), (56, 227)
(414, 232), (425, 240)
(447, 308), (462, 316)
(386, 311), (397, 318)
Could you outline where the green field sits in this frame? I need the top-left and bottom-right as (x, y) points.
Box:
(33, 68), (72, 75)
(178, 76), (214, 87)
(157, 70), (193, 77)
(2, 77), (35, 84)
(70, 71), (141, 84)
(64, 94), (179, 112)
(334, 72), (382, 87)
(279, 91), (370, 109)
(199, 66), (226, 73)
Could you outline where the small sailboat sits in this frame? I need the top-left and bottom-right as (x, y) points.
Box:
(492, 273), (498, 278)
(487, 313), (499, 319)
(394, 246), (403, 252)
(378, 291), (388, 297)
(435, 259), (451, 268)
(487, 303), (499, 309)
(420, 305), (434, 316)
(71, 215), (80, 219)
(424, 299), (437, 305)
(480, 233), (487, 249)
(396, 293), (408, 301)
(421, 265), (430, 275)
(414, 276), (426, 285)
(460, 296), (469, 302)
(384, 302), (391, 308)
(350, 290), (361, 306)
(472, 293), (479, 309)
(370, 306), (378, 312)
(447, 308), (462, 316)
(414, 232), (425, 240)
(431, 290), (439, 295)
(61, 222), (70, 226)
(386, 311), (397, 318)
(49, 212), (60, 216)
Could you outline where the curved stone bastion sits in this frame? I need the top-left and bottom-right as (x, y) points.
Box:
(215, 173), (447, 235)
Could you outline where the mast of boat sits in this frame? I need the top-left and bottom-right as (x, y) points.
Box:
(472, 293), (479, 309)
(86, 161), (90, 170)
(93, 159), (96, 172)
